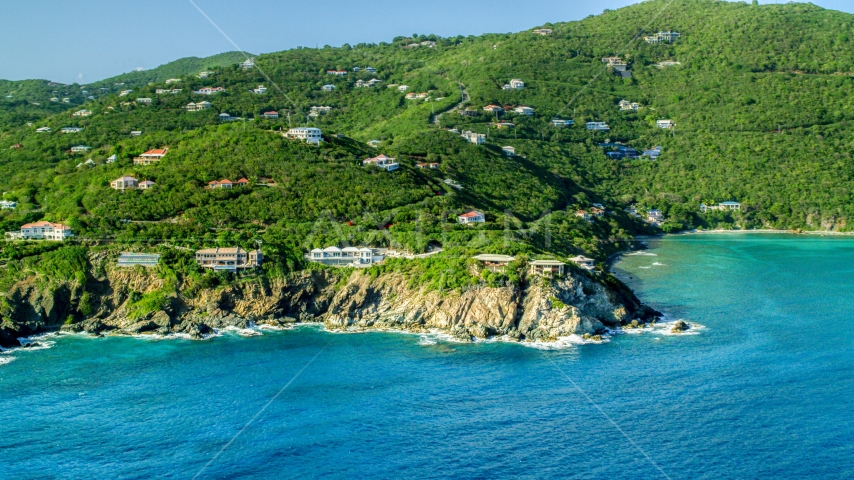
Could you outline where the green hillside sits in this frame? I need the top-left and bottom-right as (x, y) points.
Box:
(1, 0), (853, 285)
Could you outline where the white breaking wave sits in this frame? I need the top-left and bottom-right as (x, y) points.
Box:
(625, 251), (658, 256)
(614, 319), (705, 336)
(17, 333), (57, 350)
(519, 334), (610, 350)
(652, 262), (666, 266)
(0, 356), (15, 366)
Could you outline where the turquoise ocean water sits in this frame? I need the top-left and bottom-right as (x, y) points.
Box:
(1, 234), (852, 479)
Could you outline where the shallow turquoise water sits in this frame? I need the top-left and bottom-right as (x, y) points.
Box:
(1, 234), (853, 479)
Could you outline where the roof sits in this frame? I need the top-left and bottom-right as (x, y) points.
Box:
(530, 259), (566, 266)
(236, 178), (249, 183)
(720, 201), (740, 205)
(569, 255), (594, 263)
(22, 221), (70, 229)
(473, 254), (516, 263)
(459, 211), (483, 218)
(196, 247), (248, 255)
(141, 149), (167, 156)
(323, 246), (342, 253)
(114, 176), (137, 181)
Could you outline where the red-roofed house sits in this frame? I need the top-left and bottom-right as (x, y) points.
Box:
(236, 178), (249, 186)
(362, 154), (399, 172)
(9, 221), (74, 241)
(133, 148), (168, 165)
(262, 111), (279, 119)
(483, 105), (503, 114)
(457, 210), (485, 224)
(208, 179), (234, 189)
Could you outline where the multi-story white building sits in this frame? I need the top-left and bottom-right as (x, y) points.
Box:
(322, 84), (336, 91)
(514, 106), (534, 116)
(111, 176), (138, 190)
(241, 58), (255, 69)
(644, 31), (681, 44)
(458, 210), (485, 224)
(184, 101), (212, 111)
(195, 247), (262, 271)
(10, 221), (74, 241)
(285, 127), (322, 144)
(253, 85), (267, 94)
(656, 119), (674, 129)
(309, 246), (383, 267)
(62, 127), (83, 133)
(461, 131), (486, 144)
(700, 202), (741, 212)
(133, 148), (168, 165)
(586, 122), (610, 131)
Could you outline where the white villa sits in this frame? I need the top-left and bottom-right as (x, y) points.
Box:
(309, 246), (384, 267)
(532, 28), (553, 35)
(507, 79), (525, 89)
(619, 99), (641, 111)
(241, 58), (255, 69)
(193, 87), (225, 95)
(136, 98), (152, 105)
(0, 200), (18, 210)
(36, 127), (51, 133)
(472, 254), (515, 273)
(285, 127), (322, 144)
(362, 154), (399, 171)
(397, 85), (409, 92)
(184, 101), (212, 111)
(62, 127), (83, 133)
(253, 85), (267, 94)
(70, 145), (90, 153)
(529, 259), (566, 276)
(700, 201), (741, 212)
(111, 176), (138, 190)
(327, 70), (347, 76)
(133, 148), (168, 165)
(72, 109), (91, 117)
(647, 209), (665, 224)
(8, 221), (74, 241)
(322, 84), (336, 91)
(514, 106), (534, 116)
(106, 154), (117, 164)
(130, 131), (142, 137)
(586, 122), (610, 131)
(568, 255), (595, 271)
(458, 210), (485, 224)
(656, 119), (674, 129)
(644, 31), (681, 44)
(552, 119), (574, 127)
(196, 247), (262, 271)
(502, 146), (516, 156)
(309, 106), (332, 117)
(461, 131), (486, 144)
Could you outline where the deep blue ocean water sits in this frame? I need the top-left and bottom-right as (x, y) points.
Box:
(1, 234), (853, 479)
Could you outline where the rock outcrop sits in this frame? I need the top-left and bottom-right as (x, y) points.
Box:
(0, 254), (658, 348)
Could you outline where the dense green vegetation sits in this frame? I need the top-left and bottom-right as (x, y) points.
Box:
(1, 0), (853, 288)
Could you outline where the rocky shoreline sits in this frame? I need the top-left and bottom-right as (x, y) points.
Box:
(0, 256), (660, 349)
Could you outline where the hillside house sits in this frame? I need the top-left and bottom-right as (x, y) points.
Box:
(136, 98), (152, 105)
(0, 200), (18, 210)
(700, 201), (741, 212)
(253, 85), (267, 94)
(529, 259), (565, 276)
(262, 111), (279, 119)
(656, 119), (674, 129)
(532, 28), (553, 35)
(208, 179), (234, 189)
(285, 127), (322, 144)
(366, 67), (377, 73)
(309, 246), (383, 267)
(193, 87), (225, 95)
(322, 84), (336, 91)
(117, 253), (160, 267)
(9, 221), (74, 241)
(133, 148), (168, 165)
(241, 58), (255, 69)
(327, 70), (347, 76)
(70, 145), (91, 153)
(139, 180), (155, 190)
(444, 178), (463, 189)
(416, 163), (440, 169)
(119, 90), (132, 96)
(575, 210), (592, 222)
(36, 127), (51, 133)
(514, 106), (534, 116)
(362, 154), (399, 172)
(195, 247), (262, 271)
(353, 67), (361, 72)
(568, 255), (595, 271)
(552, 119), (574, 127)
(219, 113), (238, 122)
(644, 31), (681, 44)
(619, 99), (640, 111)
(111, 176), (138, 190)
(10, 144), (22, 150)
(602, 57), (623, 66)
(165, 78), (181, 84)
(106, 154), (117, 164)
(502, 146), (516, 156)
(184, 101), (212, 111)
(397, 85), (409, 92)
(198, 71), (212, 78)
(61, 127), (83, 133)
(483, 105), (503, 114)
(586, 122), (610, 131)
(458, 210), (485, 224)
(461, 131), (486, 144)
(642, 146), (662, 159)
(130, 131), (142, 137)
(647, 209), (664, 224)
(309, 106), (332, 117)
(472, 254), (515, 273)
(72, 109), (91, 117)
(367, 140), (381, 147)
(656, 61), (681, 68)
(508, 79), (525, 89)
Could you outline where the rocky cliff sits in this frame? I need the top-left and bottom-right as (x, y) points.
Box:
(0, 256), (658, 348)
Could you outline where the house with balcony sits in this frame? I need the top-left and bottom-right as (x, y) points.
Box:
(619, 99), (641, 111)
(514, 106), (534, 116)
(309, 246), (383, 267)
(193, 87), (225, 95)
(458, 210), (485, 224)
(529, 259), (566, 276)
(285, 127), (322, 144)
(70, 145), (91, 153)
(8, 221), (74, 241)
(321, 84), (336, 92)
(552, 119), (574, 127)
(327, 70), (347, 76)
(472, 254), (515, 273)
(139, 180), (155, 190)
(656, 119), (674, 129)
(61, 127), (83, 133)
(253, 85), (267, 94)
(644, 31), (681, 44)
(184, 101), (212, 111)
(362, 154), (399, 172)
(111, 176), (138, 190)
(586, 122), (610, 131)
(195, 247), (262, 271)
(133, 148), (168, 165)
(461, 131), (486, 144)
(241, 58), (255, 69)
(309, 105), (332, 117)
(568, 255), (595, 271)
(700, 201), (741, 213)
